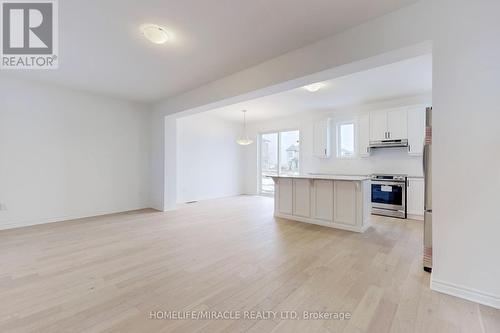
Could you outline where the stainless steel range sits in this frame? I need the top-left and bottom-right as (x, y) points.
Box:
(371, 174), (407, 219)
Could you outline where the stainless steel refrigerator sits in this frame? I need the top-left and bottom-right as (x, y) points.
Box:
(423, 107), (432, 272)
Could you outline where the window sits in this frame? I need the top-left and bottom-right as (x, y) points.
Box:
(259, 130), (300, 195)
(260, 133), (278, 195)
(337, 122), (355, 158)
(279, 130), (300, 176)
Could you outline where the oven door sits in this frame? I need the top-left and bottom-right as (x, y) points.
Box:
(371, 181), (405, 210)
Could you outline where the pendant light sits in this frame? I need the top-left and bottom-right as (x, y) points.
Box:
(236, 110), (253, 145)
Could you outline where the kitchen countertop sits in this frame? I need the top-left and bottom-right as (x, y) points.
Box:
(270, 174), (370, 181)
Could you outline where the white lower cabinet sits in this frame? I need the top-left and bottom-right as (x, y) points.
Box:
(312, 180), (334, 222)
(407, 177), (425, 219)
(278, 178), (293, 215)
(273, 176), (371, 233)
(293, 179), (311, 217)
(333, 181), (357, 226)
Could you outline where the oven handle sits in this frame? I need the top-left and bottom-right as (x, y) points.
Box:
(371, 181), (405, 186)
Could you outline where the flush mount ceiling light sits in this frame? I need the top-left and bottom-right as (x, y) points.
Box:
(140, 24), (170, 44)
(303, 82), (324, 92)
(236, 110), (253, 146)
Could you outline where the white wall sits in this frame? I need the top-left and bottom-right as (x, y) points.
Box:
(151, 0), (432, 210)
(431, 0), (500, 308)
(176, 113), (243, 203)
(243, 94), (431, 194)
(0, 78), (151, 230)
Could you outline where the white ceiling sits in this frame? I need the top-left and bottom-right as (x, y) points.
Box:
(4, 0), (418, 102)
(205, 54), (432, 123)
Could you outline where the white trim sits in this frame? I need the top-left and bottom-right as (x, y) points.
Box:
(0, 206), (151, 231)
(407, 214), (424, 221)
(431, 278), (500, 309)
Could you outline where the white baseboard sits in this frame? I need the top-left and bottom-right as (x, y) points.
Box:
(407, 214), (424, 221)
(0, 206), (151, 231)
(431, 278), (500, 309)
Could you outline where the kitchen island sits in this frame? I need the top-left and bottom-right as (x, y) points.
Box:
(271, 174), (371, 233)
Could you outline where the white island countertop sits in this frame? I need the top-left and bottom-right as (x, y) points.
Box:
(270, 174), (370, 181)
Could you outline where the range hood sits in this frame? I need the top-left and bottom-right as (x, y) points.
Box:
(369, 139), (408, 149)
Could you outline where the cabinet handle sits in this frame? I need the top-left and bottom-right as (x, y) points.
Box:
(324, 148), (327, 156)
(388, 132), (391, 139)
(408, 144), (411, 152)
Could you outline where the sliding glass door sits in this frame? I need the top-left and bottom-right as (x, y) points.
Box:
(259, 130), (300, 195)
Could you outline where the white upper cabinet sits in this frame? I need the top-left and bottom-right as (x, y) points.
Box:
(407, 107), (426, 156)
(369, 111), (388, 141)
(387, 109), (408, 140)
(369, 108), (408, 141)
(313, 118), (331, 158)
(358, 114), (370, 157)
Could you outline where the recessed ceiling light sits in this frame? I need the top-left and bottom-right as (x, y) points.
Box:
(140, 24), (170, 44)
(303, 82), (324, 92)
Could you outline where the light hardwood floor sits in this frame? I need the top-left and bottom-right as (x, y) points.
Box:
(1, 196), (499, 333)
